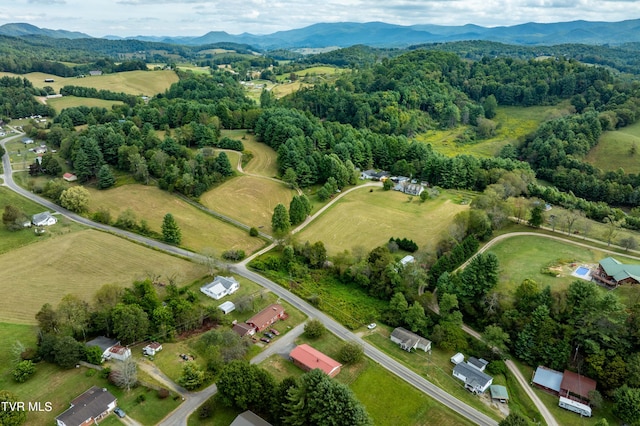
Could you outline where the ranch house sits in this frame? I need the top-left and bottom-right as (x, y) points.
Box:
(200, 276), (240, 300)
(246, 304), (286, 331)
(55, 386), (117, 426)
(390, 327), (431, 352)
(453, 361), (493, 393)
(289, 344), (342, 377)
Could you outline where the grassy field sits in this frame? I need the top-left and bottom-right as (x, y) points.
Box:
(271, 80), (308, 98)
(0, 70), (178, 96)
(5, 139), (43, 171)
(86, 184), (264, 254)
(416, 104), (572, 157)
(199, 176), (296, 233)
(46, 95), (124, 111)
(220, 129), (279, 177)
(586, 120), (640, 174)
(0, 228), (207, 324)
(296, 187), (469, 255)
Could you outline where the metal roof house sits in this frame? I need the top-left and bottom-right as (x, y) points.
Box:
(289, 344), (342, 378)
(55, 386), (116, 426)
(560, 370), (597, 403)
(593, 257), (640, 287)
(532, 366), (564, 395)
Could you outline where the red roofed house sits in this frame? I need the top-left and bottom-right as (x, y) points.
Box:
(560, 370), (597, 404)
(290, 344), (342, 377)
(246, 304), (285, 332)
(106, 345), (131, 361)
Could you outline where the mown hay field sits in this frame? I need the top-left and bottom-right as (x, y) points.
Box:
(586, 120), (640, 174)
(46, 95), (124, 111)
(0, 69), (178, 96)
(199, 176), (296, 232)
(87, 184), (264, 254)
(220, 129), (279, 177)
(0, 229), (206, 324)
(417, 104), (571, 157)
(297, 187), (469, 255)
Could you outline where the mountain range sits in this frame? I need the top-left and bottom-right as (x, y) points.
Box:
(3, 19), (640, 49)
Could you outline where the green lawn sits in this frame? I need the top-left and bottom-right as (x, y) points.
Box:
(416, 104), (572, 157)
(297, 187), (470, 255)
(586, 120), (640, 174)
(47, 95), (124, 112)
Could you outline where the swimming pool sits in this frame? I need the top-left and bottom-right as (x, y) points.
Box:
(575, 266), (590, 276)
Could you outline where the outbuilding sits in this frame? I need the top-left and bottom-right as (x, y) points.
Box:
(218, 301), (236, 315)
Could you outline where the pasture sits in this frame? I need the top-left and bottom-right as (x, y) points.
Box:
(46, 95), (124, 111)
(220, 129), (279, 177)
(271, 80), (307, 98)
(417, 104), (571, 157)
(296, 187), (469, 255)
(586, 120), (640, 174)
(87, 184), (264, 254)
(0, 69), (178, 96)
(0, 228), (207, 324)
(199, 176), (296, 233)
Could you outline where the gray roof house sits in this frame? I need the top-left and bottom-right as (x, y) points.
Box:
(32, 211), (57, 227)
(467, 357), (489, 372)
(390, 327), (432, 352)
(86, 336), (119, 361)
(453, 362), (493, 394)
(394, 181), (424, 196)
(55, 386), (117, 426)
(200, 276), (240, 300)
(230, 410), (273, 426)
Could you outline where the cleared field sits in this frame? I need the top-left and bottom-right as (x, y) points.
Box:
(47, 95), (124, 111)
(586, 120), (640, 174)
(220, 129), (279, 177)
(417, 104), (571, 157)
(0, 229), (206, 324)
(271, 80), (308, 98)
(297, 187), (469, 255)
(199, 176), (296, 232)
(87, 184), (263, 254)
(0, 69), (178, 96)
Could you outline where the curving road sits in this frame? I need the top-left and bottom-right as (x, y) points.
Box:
(2, 135), (497, 425)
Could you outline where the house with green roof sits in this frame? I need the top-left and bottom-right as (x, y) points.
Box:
(593, 257), (640, 287)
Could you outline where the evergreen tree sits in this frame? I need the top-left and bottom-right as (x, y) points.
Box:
(162, 213), (182, 245)
(289, 195), (307, 225)
(528, 204), (544, 227)
(271, 203), (290, 238)
(97, 164), (115, 189)
(215, 152), (233, 176)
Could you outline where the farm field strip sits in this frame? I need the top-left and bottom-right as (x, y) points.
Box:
(0, 228), (207, 324)
(586, 120), (640, 174)
(46, 95), (124, 111)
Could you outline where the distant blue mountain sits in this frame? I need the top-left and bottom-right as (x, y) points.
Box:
(4, 20), (640, 48)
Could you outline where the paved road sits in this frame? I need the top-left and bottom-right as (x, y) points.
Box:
(1, 138), (496, 425)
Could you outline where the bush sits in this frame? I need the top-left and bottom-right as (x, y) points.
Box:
(136, 394), (146, 403)
(222, 249), (246, 261)
(13, 360), (35, 383)
(389, 237), (418, 253)
(304, 319), (326, 339)
(216, 137), (244, 151)
(157, 388), (170, 399)
(337, 341), (364, 364)
(249, 227), (259, 237)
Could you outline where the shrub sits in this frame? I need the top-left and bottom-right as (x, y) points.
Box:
(249, 227), (259, 237)
(13, 360), (36, 383)
(157, 388), (170, 399)
(216, 137), (244, 151)
(136, 394), (146, 403)
(337, 341), (364, 364)
(304, 319), (326, 339)
(222, 249), (246, 261)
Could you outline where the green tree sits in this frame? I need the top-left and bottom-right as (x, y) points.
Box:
(528, 204), (544, 227)
(162, 213), (182, 245)
(304, 319), (326, 339)
(498, 412), (528, 426)
(97, 164), (115, 189)
(289, 195), (307, 225)
(383, 179), (393, 190)
(283, 369), (372, 426)
(12, 360), (35, 383)
(59, 186), (90, 213)
(271, 203), (290, 238)
(403, 301), (429, 334)
(216, 360), (277, 415)
(215, 152), (233, 176)
(85, 345), (104, 365)
(0, 390), (26, 425)
(483, 94), (498, 119)
(41, 153), (62, 176)
(115, 208), (138, 230)
(2, 205), (27, 231)
(178, 361), (205, 390)
(35, 303), (58, 333)
(308, 241), (327, 268)
(483, 324), (511, 354)
(53, 335), (84, 369)
(111, 303), (149, 344)
(57, 294), (90, 339)
(337, 341), (364, 364)
(614, 385), (640, 425)
(283, 168), (298, 188)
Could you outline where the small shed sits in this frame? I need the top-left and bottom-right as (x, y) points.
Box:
(63, 173), (78, 182)
(400, 255), (415, 266)
(143, 342), (163, 356)
(218, 301), (236, 315)
(490, 385), (509, 403)
(451, 353), (464, 364)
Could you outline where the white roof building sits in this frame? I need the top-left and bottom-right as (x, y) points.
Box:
(200, 276), (240, 300)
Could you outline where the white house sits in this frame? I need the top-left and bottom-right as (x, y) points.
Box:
(106, 345), (131, 361)
(400, 255), (415, 266)
(200, 276), (240, 300)
(218, 301), (236, 315)
(390, 327), (431, 352)
(143, 342), (163, 356)
(453, 362), (493, 393)
(32, 211), (57, 226)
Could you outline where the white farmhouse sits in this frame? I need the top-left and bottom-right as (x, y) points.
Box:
(200, 276), (240, 300)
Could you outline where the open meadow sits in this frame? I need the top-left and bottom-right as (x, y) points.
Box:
(0, 228), (207, 324)
(0, 69), (178, 96)
(417, 104), (571, 157)
(87, 184), (264, 254)
(586, 120), (640, 174)
(220, 129), (279, 177)
(199, 176), (296, 233)
(46, 95), (124, 112)
(296, 187), (469, 255)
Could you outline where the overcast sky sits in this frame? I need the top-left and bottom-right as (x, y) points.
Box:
(2, 0), (640, 37)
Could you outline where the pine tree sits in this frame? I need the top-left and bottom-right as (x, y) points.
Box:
(271, 203), (290, 238)
(97, 164), (116, 189)
(289, 195), (307, 225)
(162, 213), (182, 245)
